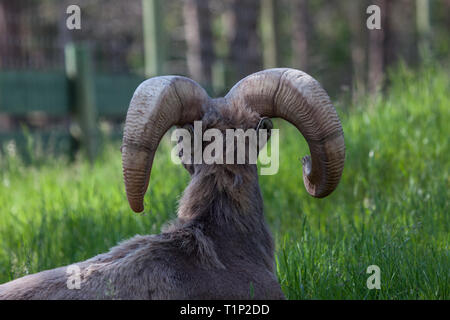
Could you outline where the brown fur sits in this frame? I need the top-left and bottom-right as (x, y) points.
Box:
(0, 101), (285, 300)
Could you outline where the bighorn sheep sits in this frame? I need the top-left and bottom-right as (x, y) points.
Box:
(0, 68), (345, 299)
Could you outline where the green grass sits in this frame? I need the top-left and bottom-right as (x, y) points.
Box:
(0, 65), (448, 299)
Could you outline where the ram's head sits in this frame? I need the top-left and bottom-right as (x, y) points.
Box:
(122, 68), (345, 213)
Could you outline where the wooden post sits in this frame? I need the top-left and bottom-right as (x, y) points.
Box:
(261, 0), (281, 69)
(65, 43), (98, 163)
(142, 0), (165, 77)
(212, 60), (226, 95)
(416, 0), (431, 60)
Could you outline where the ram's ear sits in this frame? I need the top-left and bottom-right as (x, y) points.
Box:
(177, 124), (194, 144)
(256, 117), (273, 149)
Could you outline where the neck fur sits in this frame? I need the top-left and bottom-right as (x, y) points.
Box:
(173, 165), (275, 271)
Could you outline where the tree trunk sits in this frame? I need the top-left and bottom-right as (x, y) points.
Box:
(368, 0), (387, 95)
(227, 0), (262, 80)
(384, 0), (417, 68)
(291, 0), (309, 71)
(416, 0), (431, 60)
(346, 0), (366, 99)
(445, 0), (450, 31)
(183, 0), (214, 90)
(0, 1), (22, 68)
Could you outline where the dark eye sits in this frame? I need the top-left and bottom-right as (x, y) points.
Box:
(257, 118), (273, 138)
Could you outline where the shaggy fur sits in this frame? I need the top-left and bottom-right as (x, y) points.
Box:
(0, 102), (285, 300)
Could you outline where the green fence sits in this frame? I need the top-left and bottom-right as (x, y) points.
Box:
(0, 44), (146, 161)
(0, 71), (69, 116)
(0, 70), (144, 118)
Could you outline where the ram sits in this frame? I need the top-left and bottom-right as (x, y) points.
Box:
(0, 68), (345, 299)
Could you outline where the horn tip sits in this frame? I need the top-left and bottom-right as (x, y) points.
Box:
(129, 201), (144, 213)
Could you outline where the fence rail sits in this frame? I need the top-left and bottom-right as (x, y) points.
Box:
(0, 43), (146, 161)
(0, 70), (144, 118)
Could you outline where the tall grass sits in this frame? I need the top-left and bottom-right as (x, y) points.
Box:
(0, 66), (448, 299)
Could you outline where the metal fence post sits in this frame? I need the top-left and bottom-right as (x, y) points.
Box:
(65, 43), (98, 163)
(142, 0), (165, 77)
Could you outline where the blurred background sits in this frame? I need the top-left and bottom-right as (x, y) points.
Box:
(0, 0), (449, 159)
(0, 1), (449, 299)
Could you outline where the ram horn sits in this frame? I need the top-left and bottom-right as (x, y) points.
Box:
(225, 68), (345, 198)
(122, 76), (210, 212)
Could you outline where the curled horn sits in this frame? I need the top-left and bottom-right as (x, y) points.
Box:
(225, 68), (345, 198)
(122, 76), (210, 212)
